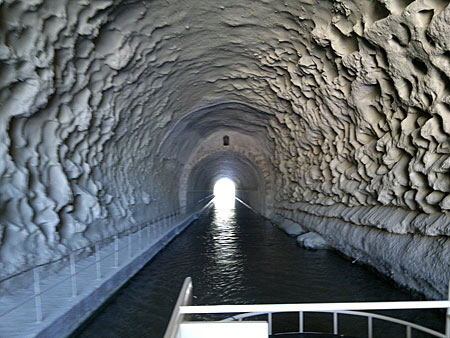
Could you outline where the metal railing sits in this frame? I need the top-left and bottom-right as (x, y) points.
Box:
(0, 201), (210, 328)
(165, 277), (450, 338)
(163, 277), (194, 338)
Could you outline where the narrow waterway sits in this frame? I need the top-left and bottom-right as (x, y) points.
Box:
(71, 201), (444, 338)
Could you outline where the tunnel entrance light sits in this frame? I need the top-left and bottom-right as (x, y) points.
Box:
(213, 178), (235, 208)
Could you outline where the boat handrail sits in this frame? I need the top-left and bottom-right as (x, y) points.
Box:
(219, 308), (447, 338)
(164, 277), (450, 338)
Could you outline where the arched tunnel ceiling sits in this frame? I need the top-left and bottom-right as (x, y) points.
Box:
(0, 0), (450, 293)
(158, 101), (274, 162)
(186, 151), (267, 211)
(187, 151), (264, 193)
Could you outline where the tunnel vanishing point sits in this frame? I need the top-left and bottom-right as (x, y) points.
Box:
(0, 0), (449, 300)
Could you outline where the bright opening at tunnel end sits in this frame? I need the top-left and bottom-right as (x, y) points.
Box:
(213, 178), (236, 209)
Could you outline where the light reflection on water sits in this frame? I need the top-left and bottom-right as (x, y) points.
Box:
(211, 201), (238, 267)
(206, 199), (245, 298)
(72, 203), (445, 338)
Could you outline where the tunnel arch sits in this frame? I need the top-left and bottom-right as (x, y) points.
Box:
(0, 0), (448, 300)
(178, 131), (275, 217)
(157, 100), (275, 163)
(185, 151), (268, 215)
(156, 100), (276, 217)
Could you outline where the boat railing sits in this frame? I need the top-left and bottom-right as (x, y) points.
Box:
(164, 277), (450, 338)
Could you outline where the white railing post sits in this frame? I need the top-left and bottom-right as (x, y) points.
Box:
(268, 313), (272, 335)
(114, 235), (119, 268)
(368, 316), (373, 338)
(95, 243), (101, 280)
(156, 219), (160, 238)
(70, 252), (77, 297)
(446, 281), (450, 338)
(149, 222), (153, 243)
(33, 267), (42, 323)
(406, 325), (412, 338)
(128, 232), (132, 259)
(333, 311), (338, 334)
(299, 311), (304, 333)
(138, 225), (143, 250)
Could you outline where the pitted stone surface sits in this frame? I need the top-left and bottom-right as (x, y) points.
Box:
(278, 220), (306, 237)
(296, 232), (330, 250)
(0, 0), (449, 296)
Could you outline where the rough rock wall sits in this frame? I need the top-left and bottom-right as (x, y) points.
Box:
(0, 0), (181, 278)
(266, 0), (450, 297)
(270, 0), (450, 215)
(0, 0), (449, 298)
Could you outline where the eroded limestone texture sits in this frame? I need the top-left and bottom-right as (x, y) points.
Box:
(0, 0), (449, 298)
(296, 232), (330, 250)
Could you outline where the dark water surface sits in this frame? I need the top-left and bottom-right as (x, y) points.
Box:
(72, 202), (444, 338)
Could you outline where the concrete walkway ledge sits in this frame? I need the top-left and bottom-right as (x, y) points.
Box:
(29, 213), (200, 338)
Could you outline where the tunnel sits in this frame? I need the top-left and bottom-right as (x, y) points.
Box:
(185, 151), (268, 213)
(157, 100), (274, 215)
(0, 0), (450, 329)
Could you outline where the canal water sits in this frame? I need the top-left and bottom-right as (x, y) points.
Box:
(71, 201), (444, 338)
